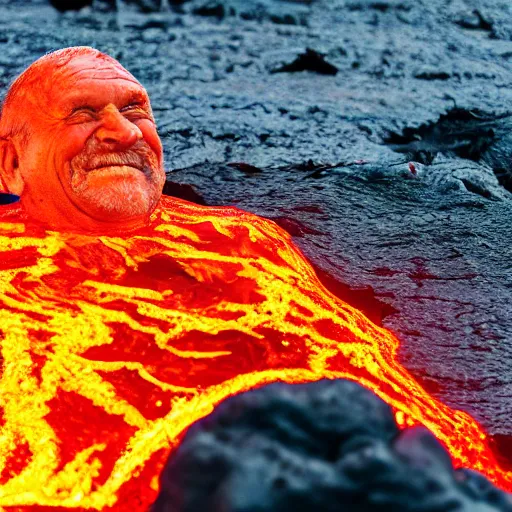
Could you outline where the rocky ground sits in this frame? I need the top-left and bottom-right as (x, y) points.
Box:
(1, 0), (511, 464)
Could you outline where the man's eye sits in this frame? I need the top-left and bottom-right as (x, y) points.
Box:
(121, 104), (148, 118)
(69, 108), (97, 122)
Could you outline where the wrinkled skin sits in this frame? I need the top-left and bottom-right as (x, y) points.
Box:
(0, 48), (166, 233)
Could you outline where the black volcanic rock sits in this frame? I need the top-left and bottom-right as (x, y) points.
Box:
(190, 0), (311, 24)
(152, 379), (512, 512)
(384, 108), (512, 194)
(272, 48), (339, 75)
(50, 0), (190, 12)
(121, 0), (162, 12)
(162, 181), (207, 205)
(49, 0), (93, 10)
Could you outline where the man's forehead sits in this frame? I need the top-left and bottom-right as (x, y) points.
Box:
(59, 77), (147, 105)
(58, 53), (136, 80)
(48, 62), (149, 113)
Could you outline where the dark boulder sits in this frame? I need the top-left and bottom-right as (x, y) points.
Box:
(152, 379), (512, 512)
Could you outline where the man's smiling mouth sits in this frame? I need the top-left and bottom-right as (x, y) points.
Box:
(70, 162), (147, 191)
(82, 152), (146, 173)
(88, 164), (142, 172)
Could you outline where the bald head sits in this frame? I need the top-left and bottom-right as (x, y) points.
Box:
(1, 47), (139, 142)
(0, 47), (166, 233)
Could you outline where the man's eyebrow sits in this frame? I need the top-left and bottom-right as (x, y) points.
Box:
(121, 92), (149, 107)
(65, 96), (98, 111)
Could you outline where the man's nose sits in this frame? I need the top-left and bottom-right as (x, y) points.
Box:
(95, 105), (143, 148)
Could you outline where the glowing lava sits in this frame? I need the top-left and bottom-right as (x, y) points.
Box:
(0, 195), (510, 510)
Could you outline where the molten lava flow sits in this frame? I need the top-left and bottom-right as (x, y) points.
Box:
(0, 195), (510, 510)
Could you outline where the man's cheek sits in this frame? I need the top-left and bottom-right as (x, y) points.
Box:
(138, 120), (163, 162)
(59, 126), (97, 158)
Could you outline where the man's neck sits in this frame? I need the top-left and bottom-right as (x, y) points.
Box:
(19, 194), (154, 235)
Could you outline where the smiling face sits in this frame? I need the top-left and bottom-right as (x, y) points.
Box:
(2, 49), (166, 232)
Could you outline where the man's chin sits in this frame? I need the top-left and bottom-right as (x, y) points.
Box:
(72, 188), (158, 224)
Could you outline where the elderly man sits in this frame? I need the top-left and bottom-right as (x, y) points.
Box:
(0, 47), (506, 510)
(0, 46), (165, 233)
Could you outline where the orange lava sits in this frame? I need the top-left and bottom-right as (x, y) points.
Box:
(0, 195), (510, 510)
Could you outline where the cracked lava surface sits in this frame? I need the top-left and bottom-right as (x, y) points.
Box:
(0, 194), (510, 509)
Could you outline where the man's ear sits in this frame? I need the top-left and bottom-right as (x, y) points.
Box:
(0, 138), (24, 196)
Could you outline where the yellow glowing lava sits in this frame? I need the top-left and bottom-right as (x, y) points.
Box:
(0, 195), (509, 510)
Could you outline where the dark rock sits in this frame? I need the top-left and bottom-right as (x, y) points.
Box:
(346, 0), (411, 12)
(493, 167), (512, 193)
(190, 0), (311, 24)
(87, 0), (189, 12)
(394, 427), (454, 472)
(384, 108), (499, 162)
(227, 162), (263, 174)
(283, 0), (315, 4)
(192, 0), (227, 18)
(152, 380), (512, 511)
(414, 70), (452, 81)
(384, 107), (512, 197)
(454, 9), (493, 32)
(162, 181), (207, 205)
(272, 215), (323, 237)
(122, 0), (162, 12)
(49, 0), (93, 10)
(272, 48), (338, 75)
